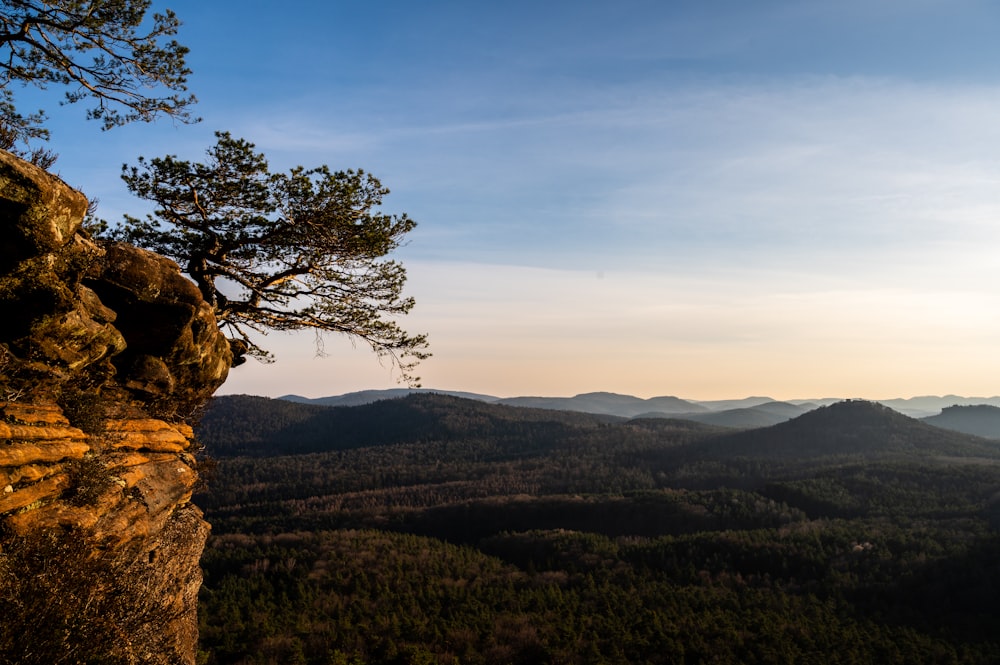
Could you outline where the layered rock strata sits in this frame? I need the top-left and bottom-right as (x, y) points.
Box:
(0, 150), (231, 664)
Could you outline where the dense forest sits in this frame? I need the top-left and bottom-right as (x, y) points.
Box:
(194, 394), (1000, 664)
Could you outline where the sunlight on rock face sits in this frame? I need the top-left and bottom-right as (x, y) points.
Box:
(0, 150), (230, 664)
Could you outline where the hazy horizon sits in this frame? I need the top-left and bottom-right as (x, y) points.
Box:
(249, 385), (1000, 405)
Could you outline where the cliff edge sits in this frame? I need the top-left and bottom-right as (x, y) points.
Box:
(0, 150), (232, 664)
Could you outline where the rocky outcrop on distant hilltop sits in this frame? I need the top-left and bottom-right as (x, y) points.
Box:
(0, 150), (232, 664)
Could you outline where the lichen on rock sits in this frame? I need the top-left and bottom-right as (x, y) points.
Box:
(0, 149), (232, 664)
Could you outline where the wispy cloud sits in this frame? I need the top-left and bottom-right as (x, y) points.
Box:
(46, 0), (1000, 399)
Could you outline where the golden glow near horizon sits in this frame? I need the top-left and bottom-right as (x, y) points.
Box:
(220, 261), (1000, 401)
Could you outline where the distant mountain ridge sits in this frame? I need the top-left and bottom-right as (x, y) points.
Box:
(497, 392), (708, 417)
(202, 394), (1000, 465)
(277, 389), (1000, 424)
(282, 388), (499, 408)
(922, 404), (1000, 440)
(665, 401), (818, 429)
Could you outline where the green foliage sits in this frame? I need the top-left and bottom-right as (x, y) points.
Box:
(0, 0), (195, 154)
(112, 132), (429, 383)
(198, 528), (1000, 665)
(194, 395), (1000, 663)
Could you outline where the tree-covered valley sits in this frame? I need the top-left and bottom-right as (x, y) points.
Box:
(194, 394), (1000, 664)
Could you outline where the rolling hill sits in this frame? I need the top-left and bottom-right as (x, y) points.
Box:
(198, 392), (628, 457)
(202, 394), (1000, 460)
(270, 389), (1000, 421)
(684, 399), (1000, 461)
(495, 392), (706, 417)
(922, 404), (1000, 439)
(636, 401), (816, 428)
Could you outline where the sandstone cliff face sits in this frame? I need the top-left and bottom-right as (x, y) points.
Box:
(0, 150), (232, 664)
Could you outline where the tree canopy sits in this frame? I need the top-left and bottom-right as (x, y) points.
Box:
(0, 0), (195, 154)
(114, 131), (429, 384)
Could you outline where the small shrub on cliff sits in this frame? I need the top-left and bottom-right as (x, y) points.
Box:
(0, 345), (25, 402)
(65, 455), (117, 507)
(57, 386), (107, 436)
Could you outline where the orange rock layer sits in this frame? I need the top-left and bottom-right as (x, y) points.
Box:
(0, 400), (209, 662)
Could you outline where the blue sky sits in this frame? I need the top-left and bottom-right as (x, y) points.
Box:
(33, 0), (1000, 399)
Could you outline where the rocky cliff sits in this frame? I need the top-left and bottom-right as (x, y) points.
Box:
(0, 150), (232, 664)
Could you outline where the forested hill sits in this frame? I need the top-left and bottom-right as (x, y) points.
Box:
(683, 399), (1000, 461)
(197, 394), (1000, 462)
(197, 392), (659, 457)
(922, 404), (1000, 440)
(195, 394), (1000, 663)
